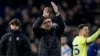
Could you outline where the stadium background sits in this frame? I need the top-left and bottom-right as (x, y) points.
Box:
(0, 0), (100, 55)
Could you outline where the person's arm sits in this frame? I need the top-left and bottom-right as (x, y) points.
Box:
(32, 7), (49, 30)
(51, 2), (65, 36)
(22, 35), (32, 56)
(0, 34), (8, 56)
(55, 12), (65, 34)
(32, 17), (44, 38)
(32, 17), (44, 30)
(32, 7), (49, 38)
(86, 28), (100, 43)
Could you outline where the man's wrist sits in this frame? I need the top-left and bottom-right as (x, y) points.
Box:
(41, 16), (46, 19)
(56, 12), (60, 16)
(42, 15), (47, 19)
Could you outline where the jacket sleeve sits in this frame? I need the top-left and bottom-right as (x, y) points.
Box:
(55, 12), (65, 37)
(86, 28), (100, 43)
(0, 34), (7, 56)
(22, 35), (32, 56)
(32, 16), (44, 38)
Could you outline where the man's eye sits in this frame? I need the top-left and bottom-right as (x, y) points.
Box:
(12, 25), (14, 26)
(86, 29), (87, 31)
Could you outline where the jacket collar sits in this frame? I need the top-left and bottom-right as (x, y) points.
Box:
(10, 29), (21, 34)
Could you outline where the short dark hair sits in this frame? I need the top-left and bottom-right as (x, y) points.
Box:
(9, 18), (21, 26)
(78, 24), (88, 30)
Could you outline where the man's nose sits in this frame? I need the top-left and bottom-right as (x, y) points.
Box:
(13, 25), (16, 28)
(14, 25), (16, 27)
(47, 23), (50, 25)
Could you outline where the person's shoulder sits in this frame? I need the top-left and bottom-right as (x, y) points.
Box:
(89, 42), (97, 48)
(65, 45), (71, 49)
(1, 32), (11, 41)
(2, 32), (11, 38)
(19, 33), (29, 40)
(19, 33), (27, 38)
(73, 36), (85, 44)
(73, 36), (81, 41)
(73, 36), (78, 45)
(75, 36), (85, 40)
(77, 36), (84, 38)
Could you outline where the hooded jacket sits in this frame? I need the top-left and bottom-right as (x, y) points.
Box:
(0, 30), (32, 56)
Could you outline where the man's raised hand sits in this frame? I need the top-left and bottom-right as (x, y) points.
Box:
(51, 2), (59, 13)
(42, 7), (49, 18)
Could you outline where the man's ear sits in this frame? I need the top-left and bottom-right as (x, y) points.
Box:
(79, 29), (82, 33)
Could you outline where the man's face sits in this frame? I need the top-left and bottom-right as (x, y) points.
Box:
(61, 37), (67, 45)
(42, 19), (52, 30)
(10, 25), (19, 30)
(80, 26), (89, 37)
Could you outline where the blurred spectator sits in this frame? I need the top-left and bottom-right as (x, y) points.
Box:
(3, 6), (14, 33)
(40, 4), (46, 11)
(31, 6), (40, 18)
(61, 1), (68, 10)
(21, 8), (30, 36)
(28, 0), (33, 6)
(88, 36), (100, 56)
(26, 24), (34, 40)
(61, 35), (72, 56)
(0, 17), (6, 39)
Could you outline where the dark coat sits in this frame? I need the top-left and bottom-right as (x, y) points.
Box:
(33, 14), (65, 56)
(0, 30), (32, 56)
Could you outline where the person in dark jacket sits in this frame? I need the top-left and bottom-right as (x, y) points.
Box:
(33, 2), (65, 56)
(0, 19), (32, 56)
(87, 36), (100, 56)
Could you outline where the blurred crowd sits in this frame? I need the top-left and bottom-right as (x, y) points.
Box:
(0, 0), (100, 56)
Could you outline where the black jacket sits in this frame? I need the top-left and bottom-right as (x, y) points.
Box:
(33, 14), (65, 56)
(0, 30), (32, 56)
